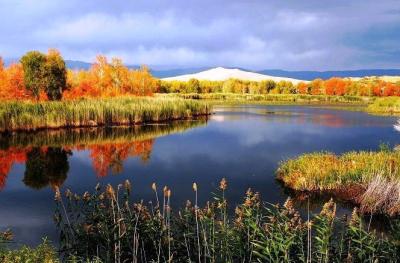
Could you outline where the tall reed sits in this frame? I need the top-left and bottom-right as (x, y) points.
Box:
(53, 179), (400, 262)
(0, 97), (210, 132)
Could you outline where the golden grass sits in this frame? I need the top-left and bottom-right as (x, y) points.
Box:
(277, 150), (400, 215)
(0, 97), (210, 132)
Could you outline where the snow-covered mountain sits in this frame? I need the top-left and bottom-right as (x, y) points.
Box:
(162, 67), (305, 84)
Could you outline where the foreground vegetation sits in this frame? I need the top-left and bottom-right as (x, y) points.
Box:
(0, 97), (210, 132)
(277, 145), (400, 216)
(1, 179), (399, 262)
(50, 180), (399, 262)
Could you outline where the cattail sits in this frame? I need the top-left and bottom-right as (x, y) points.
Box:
(55, 187), (61, 202)
(163, 186), (168, 194)
(53, 214), (60, 223)
(124, 180), (131, 191)
(152, 183), (157, 191)
(105, 184), (115, 198)
(245, 197), (252, 207)
(341, 214), (348, 222)
(219, 178), (227, 190)
(246, 188), (253, 197)
(193, 183), (197, 191)
(83, 191), (90, 202)
(166, 190), (171, 197)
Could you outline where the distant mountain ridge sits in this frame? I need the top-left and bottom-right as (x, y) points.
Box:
(2, 58), (400, 80)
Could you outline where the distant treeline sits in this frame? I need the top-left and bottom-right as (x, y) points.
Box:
(1, 50), (400, 102)
(160, 77), (400, 97)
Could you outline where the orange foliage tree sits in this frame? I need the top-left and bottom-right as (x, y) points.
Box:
(63, 56), (159, 99)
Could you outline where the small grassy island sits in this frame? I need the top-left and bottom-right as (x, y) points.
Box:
(277, 146), (400, 216)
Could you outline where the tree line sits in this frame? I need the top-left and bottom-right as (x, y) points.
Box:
(1, 49), (400, 101)
(160, 77), (400, 96)
(0, 49), (160, 101)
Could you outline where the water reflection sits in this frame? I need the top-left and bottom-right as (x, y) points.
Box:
(0, 118), (208, 190)
(24, 147), (71, 190)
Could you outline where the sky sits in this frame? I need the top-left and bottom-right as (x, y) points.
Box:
(0, 0), (399, 70)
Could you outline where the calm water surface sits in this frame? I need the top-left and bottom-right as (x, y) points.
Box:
(0, 105), (399, 246)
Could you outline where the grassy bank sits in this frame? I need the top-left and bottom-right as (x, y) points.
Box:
(367, 97), (400, 116)
(157, 93), (374, 105)
(276, 148), (400, 216)
(0, 97), (210, 132)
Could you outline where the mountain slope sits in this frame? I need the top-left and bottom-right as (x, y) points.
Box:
(162, 67), (305, 84)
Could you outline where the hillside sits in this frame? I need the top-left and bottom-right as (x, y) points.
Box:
(162, 67), (305, 84)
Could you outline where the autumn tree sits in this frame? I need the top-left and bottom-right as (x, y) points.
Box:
(187, 78), (200, 93)
(310, 78), (324, 95)
(297, 82), (308, 94)
(6, 63), (27, 99)
(0, 56), (7, 99)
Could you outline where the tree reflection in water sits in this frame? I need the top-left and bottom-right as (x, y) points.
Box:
(23, 147), (72, 190)
(0, 118), (208, 190)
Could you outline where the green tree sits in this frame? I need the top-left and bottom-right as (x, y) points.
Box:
(20, 51), (46, 99)
(20, 49), (67, 100)
(44, 48), (67, 100)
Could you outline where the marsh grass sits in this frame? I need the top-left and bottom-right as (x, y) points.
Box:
(157, 93), (373, 105)
(277, 148), (400, 216)
(367, 97), (400, 115)
(0, 97), (210, 132)
(52, 179), (400, 262)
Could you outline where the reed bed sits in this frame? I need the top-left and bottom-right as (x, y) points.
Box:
(0, 118), (208, 150)
(367, 97), (400, 115)
(0, 97), (210, 132)
(277, 148), (400, 216)
(157, 93), (372, 104)
(45, 179), (400, 262)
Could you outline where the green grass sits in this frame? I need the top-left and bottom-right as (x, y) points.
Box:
(0, 97), (210, 132)
(277, 148), (400, 216)
(367, 97), (400, 115)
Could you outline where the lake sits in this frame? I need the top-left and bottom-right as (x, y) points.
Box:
(0, 105), (398, 247)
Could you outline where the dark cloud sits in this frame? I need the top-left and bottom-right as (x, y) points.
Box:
(0, 0), (399, 70)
